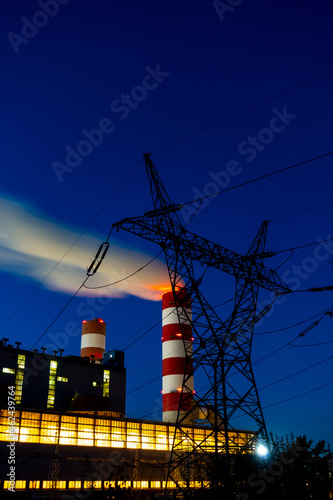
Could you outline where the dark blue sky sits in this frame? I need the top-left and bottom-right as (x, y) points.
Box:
(1, 0), (333, 446)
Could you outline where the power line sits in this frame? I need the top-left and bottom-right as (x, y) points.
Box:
(83, 251), (163, 290)
(178, 151), (333, 209)
(254, 304), (333, 335)
(275, 414), (333, 433)
(1, 158), (143, 333)
(274, 237), (333, 255)
(30, 276), (89, 350)
(290, 339), (333, 347)
(259, 355), (333, 390)
(263, 380), (333, 410)
(272, 200), (333, 222)
(150, 71), (333, 154)
(254, 320), (333, 366)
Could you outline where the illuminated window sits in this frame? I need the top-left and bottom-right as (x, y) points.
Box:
(169, 426), (176, 449)
(156, 425), (168, 450)
(29, 481), (40, 489)
(110, 420), (125, 448)
(78, 417), (94, 446)
(127, 422), (140, 449)
(103, 370), (110, 397)
(142, 423), (155, 450)
(42, 481), (53, 489)
(68, 481), (81, 489)
(56, 376), (68, 383)
(0, 409), (19, 441)
(2, 367), (15, 374)
(40, 413), (59, 444)
(4, 480), (26, 489)
(60, 415), (77, 446)
(92, 381), (98, 387)
(56, 481), (66, 489)
(136, 481), (149, 489)
(15, 354), (25, 404)
(104, 481), (116, 489)
(84, 481), (101, 489)
(12, 480), (26, 489)
(47, 361), (58, 409)
(95, 419), (110, 447)
(20, 412), (41, 443)
(151, 481), (161, 488)
(162, 481), (177, 489)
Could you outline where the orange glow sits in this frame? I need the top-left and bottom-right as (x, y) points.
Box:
(83, 320), (86, 323)
(150, 284), (172, 294)
(176, 333), (182, 337)
(177, 387), (182, 392)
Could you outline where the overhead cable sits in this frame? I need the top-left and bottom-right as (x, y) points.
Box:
(150, 71), (333, 154)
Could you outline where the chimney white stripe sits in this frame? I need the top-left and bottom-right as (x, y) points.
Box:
(81, 334), (105, 350)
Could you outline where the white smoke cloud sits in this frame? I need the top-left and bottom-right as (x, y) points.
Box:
(0, 196), (170, 301)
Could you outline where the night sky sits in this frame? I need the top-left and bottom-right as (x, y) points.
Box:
(1, 0), (333, 447)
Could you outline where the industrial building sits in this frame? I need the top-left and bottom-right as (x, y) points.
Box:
(0, 305), (254, 497)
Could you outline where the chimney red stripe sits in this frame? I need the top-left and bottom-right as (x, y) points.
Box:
(163, 393), (193, 412)
(163, 357), (193, 376)
(162, 291), (191, 310)
(162, 323), (192, 342)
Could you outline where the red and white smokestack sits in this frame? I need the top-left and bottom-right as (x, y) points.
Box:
(81, 318), (106, 360)
(162, 290), (194, 422)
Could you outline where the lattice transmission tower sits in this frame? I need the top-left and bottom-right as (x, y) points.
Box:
(113, 153), (291, 494)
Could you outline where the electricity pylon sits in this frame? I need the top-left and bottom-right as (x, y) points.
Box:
(113, 153), (290, 494)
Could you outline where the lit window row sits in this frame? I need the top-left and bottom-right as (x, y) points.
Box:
(56, 376), (68, 383)
(3, 479), (209, 490)
(103, 370), (110, 397)
(47, 361), (58, 409)
(15, 355), (25, 404)
(0, 409), (252, 452)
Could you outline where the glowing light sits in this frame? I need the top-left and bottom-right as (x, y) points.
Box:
(176, 333), (182, 337)
(153, 284), (171, 291)
(99, 319), (104, 323)
(83, 320), (86, 323)
(257, 444), (268, 456)
(177, 387), (182, 392)
(2, 368), (15, 374)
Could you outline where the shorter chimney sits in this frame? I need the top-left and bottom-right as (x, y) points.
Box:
(81, 318), (106, 360)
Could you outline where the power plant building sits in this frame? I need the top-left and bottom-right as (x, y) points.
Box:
(0, 312), (254, 497)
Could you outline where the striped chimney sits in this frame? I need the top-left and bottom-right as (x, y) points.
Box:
(162, 290), (194, 422)
(81, 318), (106, 360)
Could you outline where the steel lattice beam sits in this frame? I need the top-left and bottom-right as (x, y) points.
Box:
(112, 153), (291, 496)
